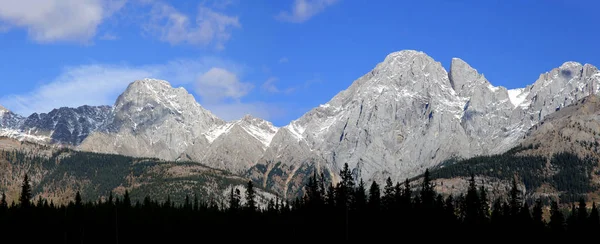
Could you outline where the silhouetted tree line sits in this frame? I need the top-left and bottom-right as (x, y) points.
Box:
(1, 163), (598, 243)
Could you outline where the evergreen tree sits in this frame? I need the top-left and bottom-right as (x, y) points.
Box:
(75, 191), (82, 207)
(326, 183), (335, 208)
(589, 202), (600, 228)
(123, 190), (131, 208)
(36, 196), (43, 207)
(532, 198), (544, 230)
(305, 172), (323, 208)
(401, 178), (412, 208)
(394, 182), (402, 206)
(336, 163), (354, 209)
(518, 202), (532, 228)
(444, 195), (456, 222)
(229, 187), (241, 211)
(193, 194), (199, 211)
(354, 179), (367, 211)
(19, 173), (32, 208)
(420, 169), (435, 209)
(245, 180), (256, 212)
(382, 177), (395, 211)
(566, 203), (576, 231)
(549, 201), (565, 232)
(491, 198), (503, 226)
(509, 177), (521, 217)
(464, 174), (481, 225)
(108, 192), (114, 205)
(368, 181), (381, 212)
(479, 185), (490, 223)
(0, 192), (7, 210)
(577, 198), (588, 225)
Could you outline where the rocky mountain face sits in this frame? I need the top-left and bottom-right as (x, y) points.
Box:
(250, 50), (600, 198)
(0, 104), (110, 145)
(2, 50), (599, 199)
(80, 79), (225, 160)
(426, 94), (600, 203)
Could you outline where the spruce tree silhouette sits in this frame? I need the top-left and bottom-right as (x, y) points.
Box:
(245, 181), (256, 212)
(19, 174), (32, 208)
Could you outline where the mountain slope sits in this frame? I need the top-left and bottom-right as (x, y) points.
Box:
(251, 50), (600, 198)
(80, 78), (224, 160)
(427, 95), (600, 203)
(2, 50), (600, 200)
(0, 105), (111, 144)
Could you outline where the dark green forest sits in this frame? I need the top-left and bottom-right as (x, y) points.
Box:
(430, 149), (597, 203)
(1, 163), (599, 243)
(0, 149), (250, 204)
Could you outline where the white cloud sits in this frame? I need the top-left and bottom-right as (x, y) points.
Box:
(99, 33), (119, 40)
(278, 57), (289, 63)
(0, 58), (282, 122)
(276, 0), (338, 23)
(0, 57), (241, 116)
(0, 0), (125, 43)
(145, 2), (241, 49)
(262, 77), (296, 94)
(195, 68), (253, 103)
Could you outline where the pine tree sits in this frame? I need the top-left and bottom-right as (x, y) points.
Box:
(123, 190), (131, 208)
(509, 177), (521, 217)
(229, 187), (241, 212)
(401, 178), (412, 208)
(566, 203), (576, 231)
(590, 202), (600, 228)
(19, 173), (32, 208)
(549, 200), (565, 232)
(75, 191), (82, 207)
(383, 177), (395, 211)
(0, 192), (7, 210)
(184, 195), (191, 210)
(577, 198), (588, 226)
(354, 179), (367, 211)
(326, 183), (335, 208)
(491, 198), (503, 226)
(368, 181), (381, 212)
(108, 192), (114, 205)
(193, 194), (199, 211)
(444, 195), (456, 223)
(532, 198), (544, 230)
(336, 163), (354, 210)
(479, 185), (490, 223)
(305, 172), (323, 208)
(518, 202), (533, 228)
(420, 169), (435, 209)
(245, 180), (256, 212)
(464, 174), (481, 225)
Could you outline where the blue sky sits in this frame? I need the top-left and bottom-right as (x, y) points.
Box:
(1, 0), (599, 126)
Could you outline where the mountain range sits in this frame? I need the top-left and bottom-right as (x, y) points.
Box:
(1, 50), (599, 198)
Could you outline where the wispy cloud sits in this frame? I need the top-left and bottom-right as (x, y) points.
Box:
(278, 57), (289, 63)
(144, 1), (241, 50)
(99, 33), (119, 40)
(0, 57), (285, 121)
(276, 0), (339, 23)
(0, 0), (126, 43)
(262, 77), (295, 94)
(195, 67), (253, 103)
(0, 57), (240, 115)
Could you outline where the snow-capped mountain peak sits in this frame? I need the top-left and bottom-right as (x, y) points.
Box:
(0, 105), (9, 115)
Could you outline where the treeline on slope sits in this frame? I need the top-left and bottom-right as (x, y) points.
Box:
(1, 165), (599, 242)
(0, 149), (248, 204)
(430, 150), (597, 203)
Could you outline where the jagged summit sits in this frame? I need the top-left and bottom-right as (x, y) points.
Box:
(3, 51), (600, 198)
(0, 105), (8, 114)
